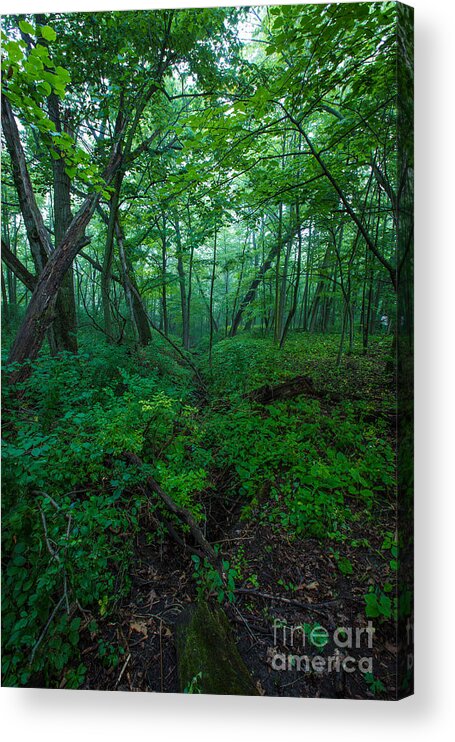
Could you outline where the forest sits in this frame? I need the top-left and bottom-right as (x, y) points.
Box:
(1, 3), (413, 698)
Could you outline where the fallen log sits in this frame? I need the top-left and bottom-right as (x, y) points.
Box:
(123, 452), (219, 566)
(245, 374), (320, 405)
(174, 601), (258, 696)
(123, 455), (258, 695)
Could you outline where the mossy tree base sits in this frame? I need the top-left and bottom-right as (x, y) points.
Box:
(175, 601), (258, 696)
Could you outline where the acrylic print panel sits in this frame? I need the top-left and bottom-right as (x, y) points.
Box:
(1, 2), (414, 699)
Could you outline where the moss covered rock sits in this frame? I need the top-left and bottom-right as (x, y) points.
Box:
(175, 601), (258, 696)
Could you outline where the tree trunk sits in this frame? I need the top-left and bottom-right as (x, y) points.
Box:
(1, 266), (9, 325)
(48, 92), (78, 353)
(230, 225), (297, 337)
(116, 219), (151, 346)
(301, 220), (313, 331)
(175, 216), (189, 349)
(186, 202), (194, 344)
(209, 220), (218, 364)
(273, 203), (283, 342)
(102, 172), (123, 341)
(2, 213), (19, 307)
(309, 244), (333, 332)
(1, 97), (53, 270)
(230, 231), (248, 330)
(363, 265), (374, 352)
(278, 212), (292, 340)
(282, 109), (397, 291)
(1, 239), (37, 292)
(280, 202), (302, 347)
(160, 214), (169, 336)
(7, 149), (121, 381)
(195, 273), (218, 334)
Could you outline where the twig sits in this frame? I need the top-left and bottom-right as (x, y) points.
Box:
(76, 599), (92, 616)
(231, 603), (257, 644)
(235, 587), (347, 612)
(115, 653), (131, 689)
(39, 506), (60, 563)
(158, 514), (206, 560)
(39, 502), (73, 614)
(210, 536), (253, 544)
(159, 620), (164, 693)
(63, 514), (72, 613)
(34, 490), (61, 510)
(63, 573), (70, 614)
(29, 595), (65, 664)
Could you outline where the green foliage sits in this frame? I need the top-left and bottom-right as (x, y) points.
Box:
(1, 323), (398, 689)
(303, 622), (330, 649)
(381, 531), (399, 572)
(1, 338), (202, 687)
(183, 670), (203, 694)
(1, 23), (109, 194)
(205, 335), (394, 542)
(330, 550), (354, 576)
(1, 484), (139, 686)
(97, 639), (125, 669)
(277, 578), (298, 594)
(364, 585), (396, 621)
(192, 552), (238, 604)
(364, 671), (386, 696)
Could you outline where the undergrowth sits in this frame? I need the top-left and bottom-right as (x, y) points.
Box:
(2, 332), (396, 687)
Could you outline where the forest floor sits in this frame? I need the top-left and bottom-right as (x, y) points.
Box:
(82, 497), (398, 699)
(66, 332), (401, 699)
(2, 330), (406, 697)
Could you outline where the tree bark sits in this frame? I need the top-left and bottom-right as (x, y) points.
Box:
(230, 225), (297, 337)
(48, 92), (78, 353)
(280, 202), (302, 347)
(1, 95), (77, 354)
(1, 266), (9, 324)
(209, 219), (218, 364)
(186, 201), (194, 343)
(246, 375), (319, 405)
(175, 216), (189, 349)
(1, 238), (37, 292)
(278, 209), (292, 341)
(115, 219), (151, 346)
(7, 151), (121, 381)
(102, 171), (123, 342)
(160, 213), (169, 336)
(273, 203), (283, 342)
(1, 97), (53, 270)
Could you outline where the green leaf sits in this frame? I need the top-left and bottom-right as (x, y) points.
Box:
(37, 81), (52, 97)
(55, 66), (71, 84)
(4, 40), (24, 64)
(338, 556), (353, 575)
(40, 25), (57, 42)
(70, 617), (81, 632)
(364, 593), (380, 618)
(19, 20), (35, 36)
